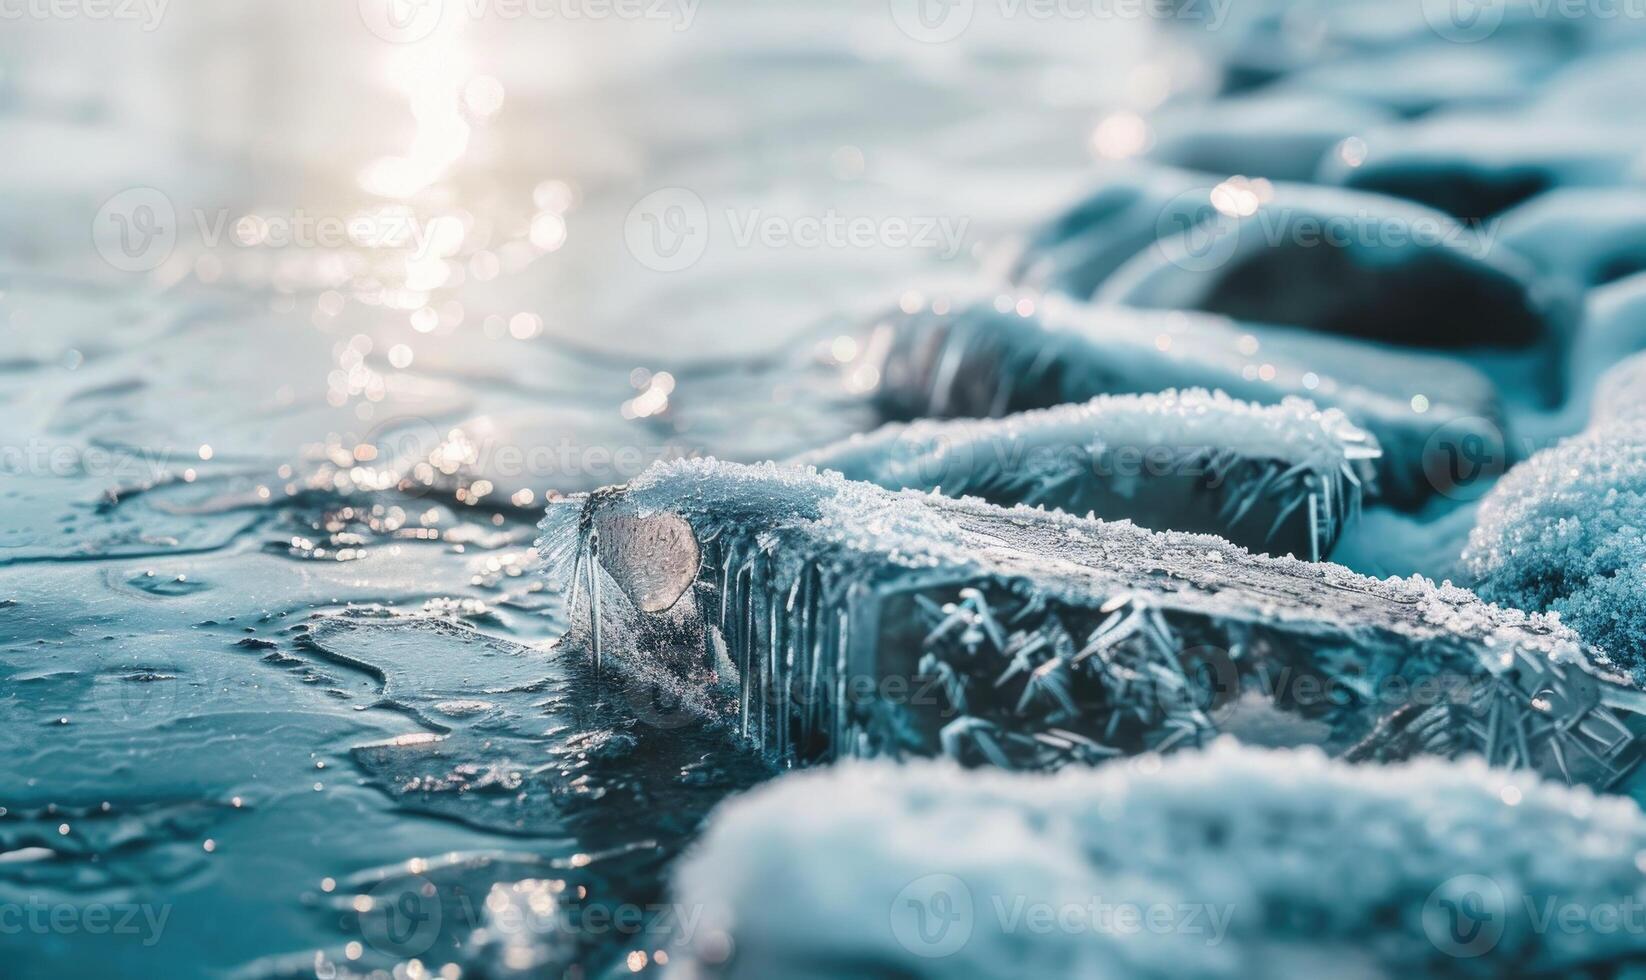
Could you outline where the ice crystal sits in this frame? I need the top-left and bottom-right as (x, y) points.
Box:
(1466, 379), (1646, 684)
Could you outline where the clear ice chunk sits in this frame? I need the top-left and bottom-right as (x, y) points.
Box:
(849, 297), (1505, 508)
(670, 742), (1646, 979)
(1317, 112), (1641, 222)
(540, 460), (1646, 789)
(1092, 181), (1569, 352)
(791, 389), (1379, 560)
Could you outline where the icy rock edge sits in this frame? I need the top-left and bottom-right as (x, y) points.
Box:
(540, 459), (1646, 789)
(791, 388), (1379, 561)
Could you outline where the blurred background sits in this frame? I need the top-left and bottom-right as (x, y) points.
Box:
(0, 3), (1156, 976)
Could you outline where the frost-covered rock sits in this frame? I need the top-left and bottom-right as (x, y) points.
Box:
(1092, 182), (1569, 354)
(793, 390), (1378, 560)
(1164, 0), (1577, 100)
(1319, 113), (1641, 222)
(852, 298), (1506, 508)
(1531, 48), (1646, 120)
(669, 743), (1646, 979)
(1145, 92), (1393, 183)
(1272, 42), (1552, 117)
(1499, 189), (1646, 288)
(1007, 165), (1217, 299)
(1465, 400), (1646, 682)
(540, 460), (1645, 786)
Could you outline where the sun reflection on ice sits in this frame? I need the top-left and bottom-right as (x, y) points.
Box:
(358, 21), (476, 201)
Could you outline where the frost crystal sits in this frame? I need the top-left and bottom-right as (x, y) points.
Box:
(792, 389), (1379, 560)
(669, 743), (1646, 979)
(851, 297), (1505, 508)
(1466, 363), (1646, 684)
(540, 460), (1646, 788)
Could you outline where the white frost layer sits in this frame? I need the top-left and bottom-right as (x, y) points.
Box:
(1465, 418), (1646, 680)
(795, 388), (1379, 480)
(544, 458), (1601, 676)
(670, 742), (1646, 979)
